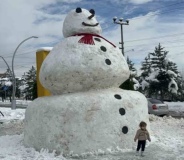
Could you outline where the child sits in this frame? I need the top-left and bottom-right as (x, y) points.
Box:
(134, 121), (151, 156)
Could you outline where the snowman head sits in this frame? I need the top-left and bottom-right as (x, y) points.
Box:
(63, 8), (102, 38)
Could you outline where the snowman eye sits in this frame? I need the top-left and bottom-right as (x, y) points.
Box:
(76, 7), (82, 13)
(89, 9), (95, 15)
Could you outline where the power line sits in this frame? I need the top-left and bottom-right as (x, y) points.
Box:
(148, 1), (184, 11)
(125, 37), (184, 48)
(131, 6), (184, 21)
(103, 3), (184, 31)
(125, 32), (184, 43)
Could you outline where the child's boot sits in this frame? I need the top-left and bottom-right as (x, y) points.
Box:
(141, 151), (144, 157)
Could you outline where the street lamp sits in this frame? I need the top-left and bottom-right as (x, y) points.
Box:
(113, 17), (129, 56)
(11, 36), (38, 110)
(0, 56), (13, 77)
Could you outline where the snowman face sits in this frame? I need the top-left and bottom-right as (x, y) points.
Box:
(63, 8), (102, 38)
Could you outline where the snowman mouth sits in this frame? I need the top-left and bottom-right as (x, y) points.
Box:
(82, 22), (99, 27)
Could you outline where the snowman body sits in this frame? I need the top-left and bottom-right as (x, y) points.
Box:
(24, 8), (149, 156)
(39, 35), (129, 95)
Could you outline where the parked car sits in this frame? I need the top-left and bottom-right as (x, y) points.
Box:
(147, 98), (169, 116)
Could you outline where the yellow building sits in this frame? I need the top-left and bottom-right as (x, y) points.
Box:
(36, 47), (53, 97)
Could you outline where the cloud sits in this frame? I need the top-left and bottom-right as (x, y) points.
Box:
(0, 0), (78, 76)
(110, 0), (154, 5)
(102, 11), (184, 74)
(129, 0), (154, 4)
(0, 0), (184, 78)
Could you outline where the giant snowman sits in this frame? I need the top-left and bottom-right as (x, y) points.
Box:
(24, 8), (149, 156)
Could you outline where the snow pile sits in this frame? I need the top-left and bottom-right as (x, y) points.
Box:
(168, 78), (178, 94)
(0, 114), (184, 159)
(167, 70), (177, 77)
(0, 108), (25, 121)
(165, 101), (184, 113)
(37, 47), (53, 52)
(133, 78), (140, 90)
(146, 70), (159, 82)
(4, 81), (12, 86)
(0, 135), (66, 160)
(0, 100), (32, 106)
(141, 80), (149, 90)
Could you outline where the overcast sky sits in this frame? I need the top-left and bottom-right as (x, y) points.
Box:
(1, 0), (184, 77)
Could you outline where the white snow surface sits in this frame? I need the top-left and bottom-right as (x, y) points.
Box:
(62, 8), (102, 38)
(167, 102), (184, 112)
(0, 108), (25, 122)
(146, 70), (159, 82)
(0, 108), (184, 159)
(0, 77), (9, 81)
(132, 78), (139, 84)
(168, 78), (178, 94)
(0, 100), (32, 106)
(24, 88), (149, 155)
(167, 70), (177, 77)
(4, 81), (12, 86)
(133, 78), (140, 90)
(40, 36), (129, 95)
(37, 47), (53, 52)
(141, 80), (149, 90)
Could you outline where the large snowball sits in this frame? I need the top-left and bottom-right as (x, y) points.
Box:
(24, 88), (149, 156)
(39, 36), (130, 95)
(63, 8), (102, 38)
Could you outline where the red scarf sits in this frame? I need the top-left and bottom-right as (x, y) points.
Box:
(72, 33), (116, 48)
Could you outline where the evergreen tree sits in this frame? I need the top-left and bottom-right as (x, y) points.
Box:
(23, 66), (37, 100)
(140, 56), (151, 78)
(177, 75), (184, 101)
(15, 78), (22, 98)
(140, 43), (180, 100)
(127, 57), (137, 75)
(166, 61), (179, 74)
(32, 80), (37, 100)
(5, 68), (12, 79)
(120, 57), (137, 90)
(139, 56), (152, 96)
(149, 43), (168, 71)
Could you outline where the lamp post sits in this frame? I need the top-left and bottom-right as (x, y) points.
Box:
(11, 36), (38, 110)
(113, 17), (129, 56)
(0, 56), (12, 77)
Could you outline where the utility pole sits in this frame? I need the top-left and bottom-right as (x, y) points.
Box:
(113, 17), (129, 56)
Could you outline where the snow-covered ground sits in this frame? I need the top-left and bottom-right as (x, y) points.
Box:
(165, 101), (184, 112)
(165, 101), (184, 117)
(1, 100), (183, 116)
(0, 106), (184, 160)
(0, 100), (32, 106)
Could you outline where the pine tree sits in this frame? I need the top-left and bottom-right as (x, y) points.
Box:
(5, 68), (12, 79)
(120, 57), (137, 90)
(15, 78), (22, 98)
(23, 66), (37, 100)
(166, 61), (179, 74)
(149, 43), (168, 71)
(177, 75), (184, 101)
(140, 56), (151, 78)
(144, 44), (179, 100)
(139, 56), (152, 96)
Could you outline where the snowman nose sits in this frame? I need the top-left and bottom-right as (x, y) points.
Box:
(88, 14), (94, 19)
(88, 9), (95, 19)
